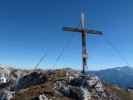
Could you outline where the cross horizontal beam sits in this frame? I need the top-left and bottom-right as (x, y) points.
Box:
(63, 27), (103, 35)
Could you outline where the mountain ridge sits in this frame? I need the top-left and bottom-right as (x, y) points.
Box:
(89, 66), (133, 89)
(0, 64), (133, 100)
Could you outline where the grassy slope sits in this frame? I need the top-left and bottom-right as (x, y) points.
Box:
(105, 85), (133, 100)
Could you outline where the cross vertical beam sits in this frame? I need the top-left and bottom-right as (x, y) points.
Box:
(63, 12), (103, 74)
(81, 30), (87, 73)
(80, 13), (88, 73)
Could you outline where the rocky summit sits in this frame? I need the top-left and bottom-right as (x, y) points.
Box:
(0, 65), (133, 100)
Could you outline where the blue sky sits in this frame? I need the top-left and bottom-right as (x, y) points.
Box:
(0, 0), (133, 70)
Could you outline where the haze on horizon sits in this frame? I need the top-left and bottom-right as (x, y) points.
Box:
(0, 0), (133, 70)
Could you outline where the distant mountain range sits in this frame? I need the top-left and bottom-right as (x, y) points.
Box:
(89, 66), (133, 89)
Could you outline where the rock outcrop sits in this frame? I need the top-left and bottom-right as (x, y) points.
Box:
(0, 65), (133, 100)
(14, 69), (130, 100)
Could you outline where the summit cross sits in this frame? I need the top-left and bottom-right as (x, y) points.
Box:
(63, 12), (103, 74)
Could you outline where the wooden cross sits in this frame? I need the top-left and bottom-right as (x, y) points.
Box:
(63, 12), (103, 74)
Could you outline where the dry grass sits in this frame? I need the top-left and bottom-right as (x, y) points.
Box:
(106, 85), (133, 100)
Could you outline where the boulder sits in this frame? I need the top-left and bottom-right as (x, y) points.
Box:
(16, 71), (48, 91)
